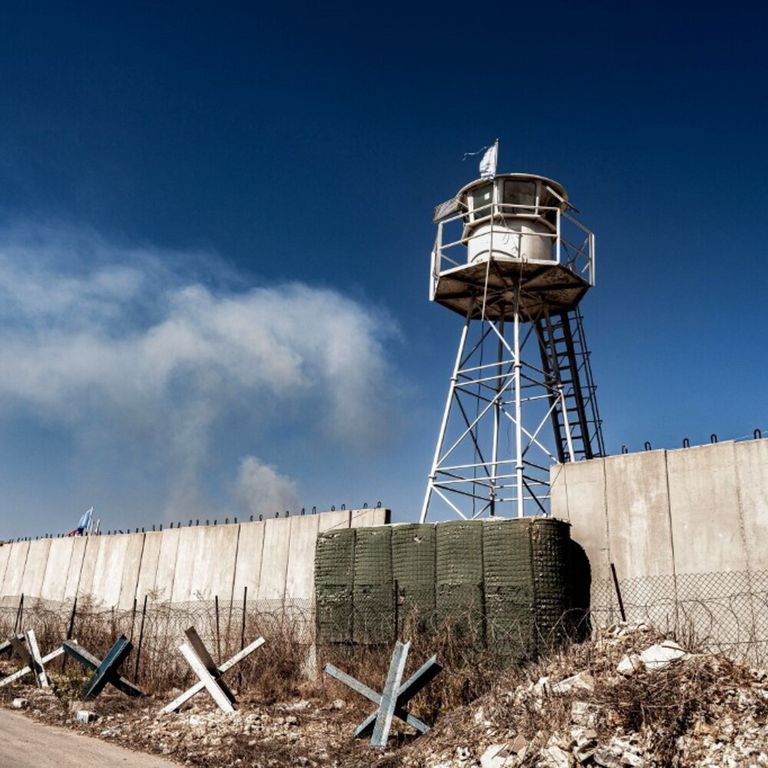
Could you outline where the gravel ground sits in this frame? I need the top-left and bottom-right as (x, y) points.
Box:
(0, 708), (177, 768)
(2, 627), (767, 767)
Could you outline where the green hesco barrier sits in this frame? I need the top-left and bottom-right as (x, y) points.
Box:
(314, 518), (587, 658)
(483, 519), (536, 662)
(392, 524), (436, 632)
(352, 527), (393, 644)
(530, 518), (570, 649)
(435, 521), (484, 642)
(315, 528), (356, 643)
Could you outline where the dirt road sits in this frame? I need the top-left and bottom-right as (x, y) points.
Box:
(0, 709), (179, 767)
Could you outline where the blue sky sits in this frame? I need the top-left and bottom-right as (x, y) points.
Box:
(0, 2), (766, 537)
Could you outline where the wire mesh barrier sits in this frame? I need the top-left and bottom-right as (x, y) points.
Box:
(0, 570), (766, 703)
(592, 570), (768, 666)
(0, 597), (316, 696)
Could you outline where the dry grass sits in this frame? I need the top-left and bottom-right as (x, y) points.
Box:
(0, 600), (583, 712)
(1, 607), (765, 768)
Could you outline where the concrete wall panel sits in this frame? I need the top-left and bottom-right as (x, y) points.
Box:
(63, 537), (88, 601)
(257, 517), (292, 606)
(19, 539), (51, 599)
(117, 533), (146, 610)
(553, 459), (609, 583)
(88, 535), (131, 607)
(134, 531), (163, 603)
(151, 528), (181, 602)
(318, 510), (351, 532)
(0, 541), (29, 606)
(40, 538), (76, 603)
(549, 464), (569, 524)
(285, 515), (320, 602)
(170, 527), (206, 603)
(735, 439), (768, 571)
(76, 536), (99, 603)
(168, 524), (239, 603)
(232, 522), (265, 602)
(667, 442), (747, 576)
(550, 439), (768, 646)
(0, 544), (13, 598)
(0, 507), (388, 609)
(350, 508), (389, 528)
(605, 451), (675, 579)
(194, 524), (239, 602)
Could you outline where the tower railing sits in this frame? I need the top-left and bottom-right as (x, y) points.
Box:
(430, 201), (595, 305)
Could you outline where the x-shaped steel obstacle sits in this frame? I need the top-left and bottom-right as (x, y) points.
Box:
(0, 630), (63, 689)
(161, 626), (265, 715)
(0, 634), (23, 656)
(324, 640), (442, 748)
(63, 635), (145, 699)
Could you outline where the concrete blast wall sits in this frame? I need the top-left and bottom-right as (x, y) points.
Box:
(550, 439), (768, 653)
(0, 508), (388, 611)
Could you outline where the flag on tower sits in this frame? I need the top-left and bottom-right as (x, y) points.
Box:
(479, 140), (498, 179)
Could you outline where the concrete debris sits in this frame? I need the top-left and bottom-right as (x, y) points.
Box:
(396, 628), (768, 768)
(539, 744), (572, 767)
(572, 735), (597, 763)
(532, 676), (551, 697)
(570, 700), (601, 728)
(638, 639), (687, 670)
(455, 745), (472, 762)
(551, 672), (595, 695)
(480, 743), (511, 768)
(615, 654), (642, 676)
(605, 623), (652, 638)
(282, 699), (312, 711)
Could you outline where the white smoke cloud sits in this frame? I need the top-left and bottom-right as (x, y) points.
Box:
(0, 221), (399, 519)
(235, 455), (301, 517)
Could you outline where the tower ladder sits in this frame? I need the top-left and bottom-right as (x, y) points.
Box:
(536, 306), (605, 463)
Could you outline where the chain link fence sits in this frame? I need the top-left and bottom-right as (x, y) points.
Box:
(592, 570), (768, 665)
(0, 596), (316, 695)
(0, 569), (766, 698)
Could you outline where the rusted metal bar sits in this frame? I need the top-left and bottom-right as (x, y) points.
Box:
(610, 562), (627, 623)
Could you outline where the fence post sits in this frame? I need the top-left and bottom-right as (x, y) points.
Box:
(240, 586), (247, 651)
(239, 586), (248, 687)
(393, 579), (399, 642)
(215, 595), (221, 661)
(610, 563), (627, 623)
(13, 594), (24, 634)
(129, 597), (138, 642)
(134, 595), (148, 681)
(61, 596), (78, 672)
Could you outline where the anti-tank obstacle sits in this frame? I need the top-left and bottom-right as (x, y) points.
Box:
(0, 630), (64, 689)
(63, 635), (145, 699)
(161, 626), (266, 714)
(324, 639), (442, 749)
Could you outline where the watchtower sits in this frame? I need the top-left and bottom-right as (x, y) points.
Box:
(421, 167), (604, 521)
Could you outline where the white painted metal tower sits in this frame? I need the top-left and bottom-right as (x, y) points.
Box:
(421, 160), (604, 522)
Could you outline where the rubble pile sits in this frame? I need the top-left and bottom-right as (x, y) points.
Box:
(401, 625), (768, 768)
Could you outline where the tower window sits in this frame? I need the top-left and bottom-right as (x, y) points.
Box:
(503, 180), (536, 212)
(470, 184), (494, 221)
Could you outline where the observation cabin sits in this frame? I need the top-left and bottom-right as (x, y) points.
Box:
(430, 173), (595, 322)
